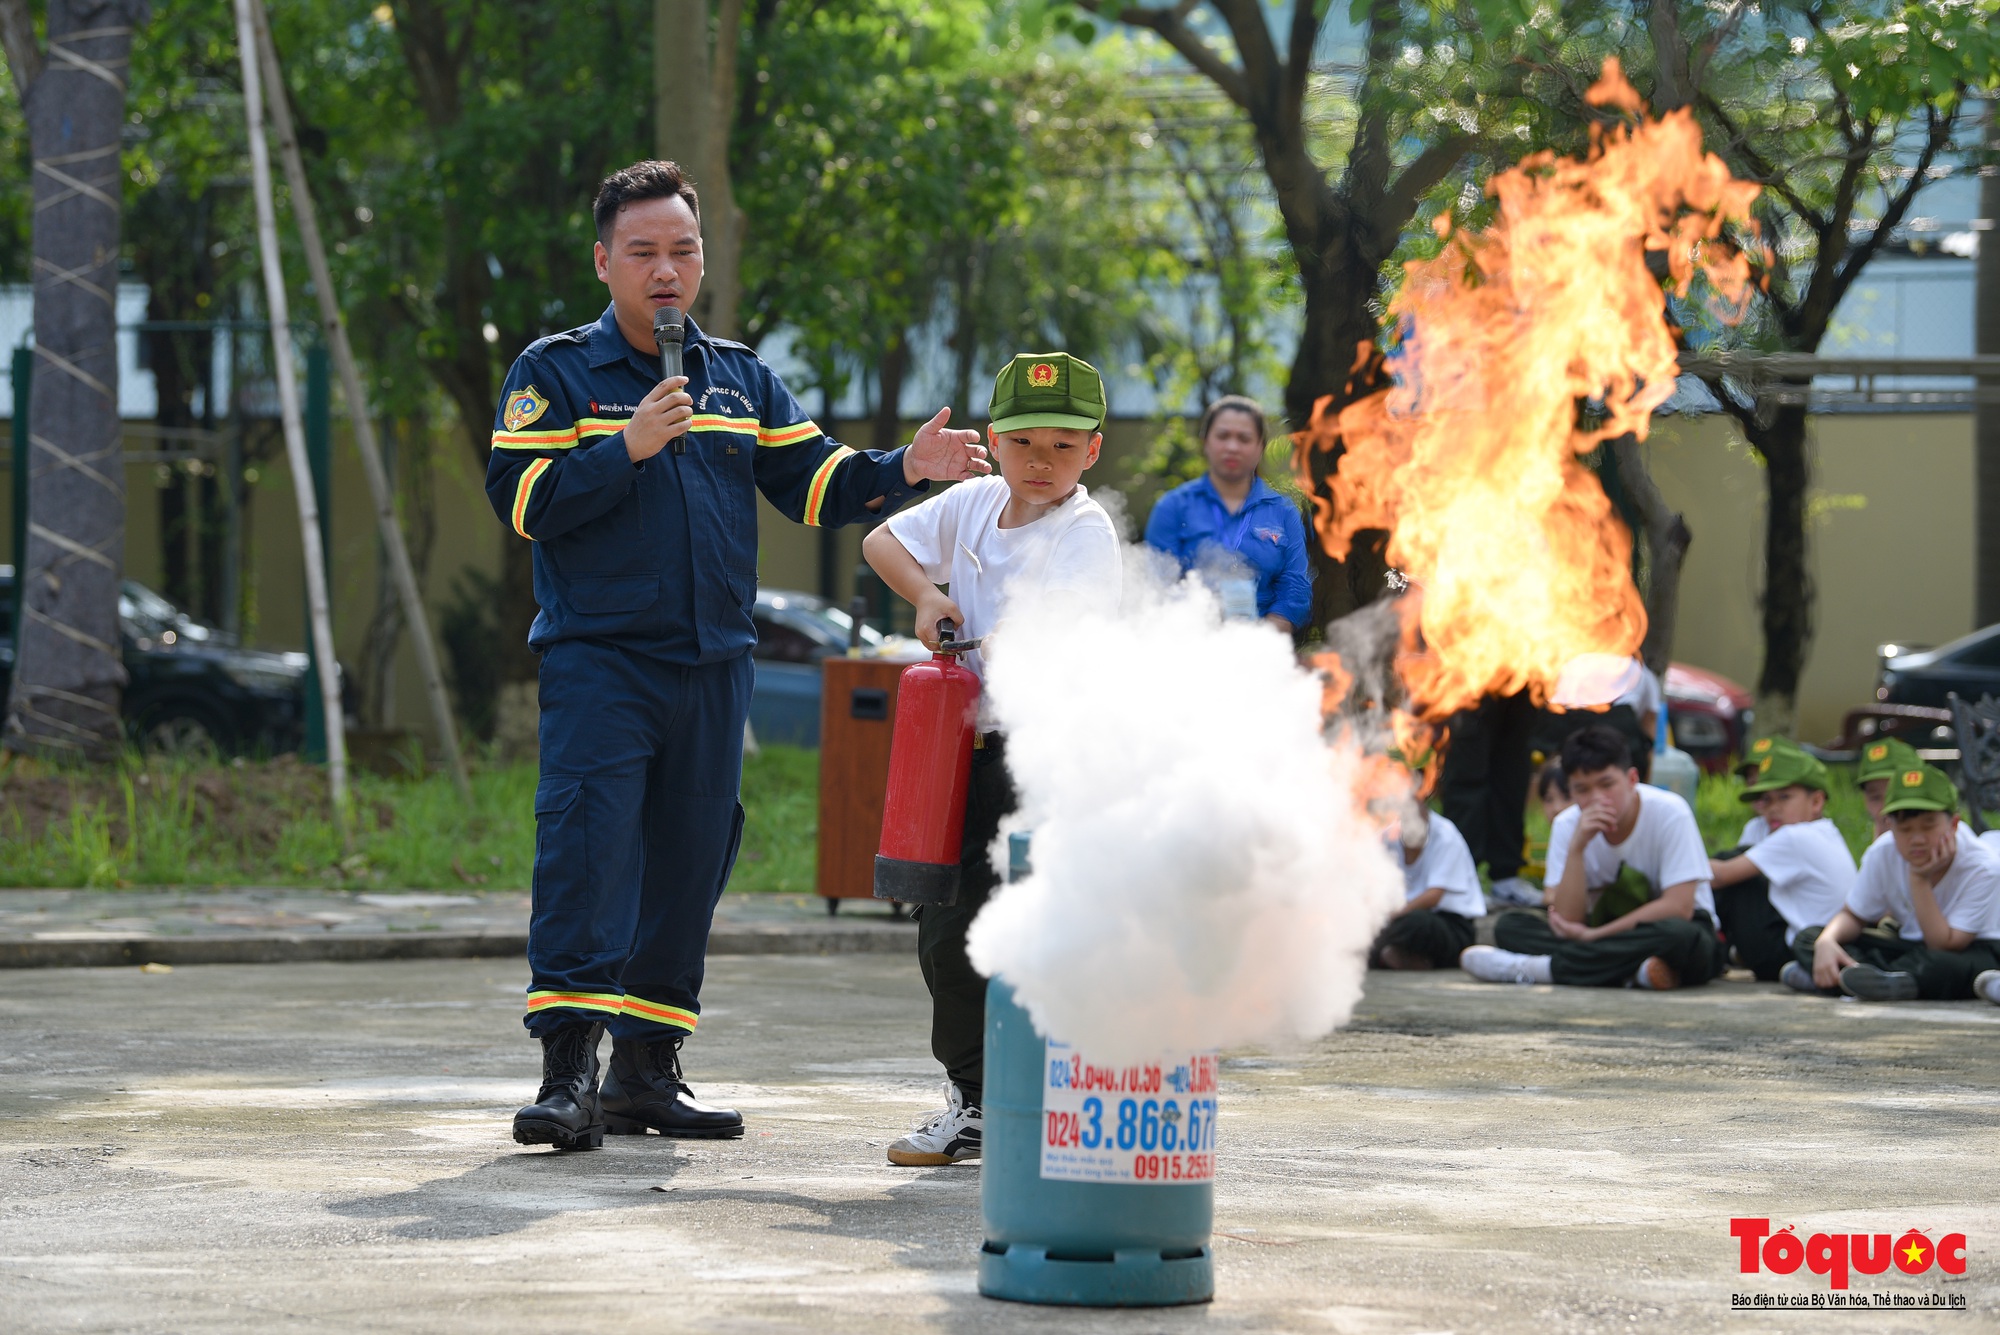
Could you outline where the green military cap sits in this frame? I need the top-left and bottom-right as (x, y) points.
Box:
(1741, 739), (1829, 798)
(1880, 763), (1959, 816)
(1735, 734), (1779, 778)
(1855, 735), (1922, 784)
(989, 352), (1107, 433)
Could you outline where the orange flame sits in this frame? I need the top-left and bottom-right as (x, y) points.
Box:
(1300, 59), (1758, 725)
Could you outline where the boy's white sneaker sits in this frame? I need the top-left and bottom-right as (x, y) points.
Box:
(1486, 877), (1544, 908)
(1973, 969), (2000, 1006)
(1459, 945), (1553, 985)
(887, 1081), (982, 1166)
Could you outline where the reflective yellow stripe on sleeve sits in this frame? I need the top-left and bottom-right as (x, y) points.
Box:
(759, 420), (821, 447)
(574, 416), (631, 442)
(690, 413), (760, 435)
(802, 445), (855, 527)
(512, 457), (552, 540)
(491, 426), (581, 450)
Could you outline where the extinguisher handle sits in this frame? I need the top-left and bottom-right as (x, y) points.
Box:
(935, 618), (982, 655)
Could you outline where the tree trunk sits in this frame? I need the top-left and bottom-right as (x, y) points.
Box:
(3, 1), (148, 762)
(655, 0), (746, 338)
(1289, 267), (1395, 636)
(655, 0), (710, 182)
(700, 0), (746, 338)
(1738, 396), (1813, 737)
(358, 416), (438, 729)
(1978, 130), (2000, 625)
(1611, 433), (1692, 675)
(871, 335), (910, 454)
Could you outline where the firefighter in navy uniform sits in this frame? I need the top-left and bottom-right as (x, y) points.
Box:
(490, 160), (989, 1150)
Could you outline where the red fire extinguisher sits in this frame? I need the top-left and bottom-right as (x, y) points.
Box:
(874, 620), (982, 906)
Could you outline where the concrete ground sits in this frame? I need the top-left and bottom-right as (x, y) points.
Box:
(2, 956), (1996, 1334)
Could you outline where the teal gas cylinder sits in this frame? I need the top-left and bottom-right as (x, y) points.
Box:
(977, 836), (1215, 1306)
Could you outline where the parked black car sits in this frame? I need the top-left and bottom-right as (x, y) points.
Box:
(1875, 625), (2000, 712)
(0, 568), (311, 755)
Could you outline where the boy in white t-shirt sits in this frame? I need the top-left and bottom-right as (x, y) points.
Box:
(1733, 736), (1778, 847)
(1462, 724), (1726, 989)
(1855, 736), (1921, 839)
(1706, 739), (1855, 981)
(861, 352), (1123, 1167)
(1372, 805), (1488, 970)
(1784, 765), (2000, 1001)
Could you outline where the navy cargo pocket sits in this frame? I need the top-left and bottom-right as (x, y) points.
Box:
(531, 776), (588, 946)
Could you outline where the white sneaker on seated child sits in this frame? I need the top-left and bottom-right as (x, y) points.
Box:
(1459, 945), (1553, 985)
(1486, 876), (1544, 908)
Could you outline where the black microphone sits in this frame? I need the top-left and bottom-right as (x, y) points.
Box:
(654, 304), (686, 454)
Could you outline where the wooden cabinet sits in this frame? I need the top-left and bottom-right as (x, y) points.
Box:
(815, 656), (907, 910)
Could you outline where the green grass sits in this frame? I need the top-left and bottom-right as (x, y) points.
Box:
(732, 744), (820, 893)
(0, 745), (821, 891)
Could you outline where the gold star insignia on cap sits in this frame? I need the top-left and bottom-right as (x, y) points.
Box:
(1901, 769), (1924, 787)
(1027, 362), (1058, 387)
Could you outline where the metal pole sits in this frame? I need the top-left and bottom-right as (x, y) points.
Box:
(233, 0), (349, 823)
(250, 1), (471, 798)
(304, 345), (332, 764)
(10, 346), (27, 648)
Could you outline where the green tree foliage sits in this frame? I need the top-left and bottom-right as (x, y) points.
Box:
(1649, 0), (2000, 731)
(733, 3), (1186, 440)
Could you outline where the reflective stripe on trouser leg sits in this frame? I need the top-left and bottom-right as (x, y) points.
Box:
(524, 639), (658, 1039)
(621, 994), (699, 1032)
(612, 652), (754, 1042)
(525, 990), (626, 1024)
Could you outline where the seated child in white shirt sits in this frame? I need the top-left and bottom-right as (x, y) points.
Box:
(1462, 724), (1725, 990)
(1785, 764), (2000, 1001)
(1707, 739), (1855, 981)
(1372, 806), (1487, 970)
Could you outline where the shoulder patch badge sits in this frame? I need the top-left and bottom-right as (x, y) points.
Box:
(504, 386), (550, 432)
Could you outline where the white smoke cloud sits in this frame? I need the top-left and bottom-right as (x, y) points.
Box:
(965, 549), (1406, 1062)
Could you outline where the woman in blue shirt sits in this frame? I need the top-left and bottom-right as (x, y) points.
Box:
(1143, 396), (1314, 633)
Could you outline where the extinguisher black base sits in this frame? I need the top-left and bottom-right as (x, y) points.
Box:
(874, 856), (960, 907)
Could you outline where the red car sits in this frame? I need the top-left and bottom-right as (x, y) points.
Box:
(1664, 662), (1754, 774)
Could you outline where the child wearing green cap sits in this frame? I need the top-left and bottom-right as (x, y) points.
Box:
(1855, 736), (1922, 838)
(862, 351), (1122, 1166)
(1734, 736), (1780, 847)
(1706, 739), (1855, 981)
(1785, 764), (2000, 1000)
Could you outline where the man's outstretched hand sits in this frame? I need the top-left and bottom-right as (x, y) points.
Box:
(902, 407), (991, 485)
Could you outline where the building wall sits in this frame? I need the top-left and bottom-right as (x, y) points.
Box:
(1, 411), (1978, 750)
(1644, 412), (1976, 742)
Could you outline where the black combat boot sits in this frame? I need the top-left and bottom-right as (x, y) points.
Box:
(512, 1020), (607, 1150)
(600, 1034), (744, 1138)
